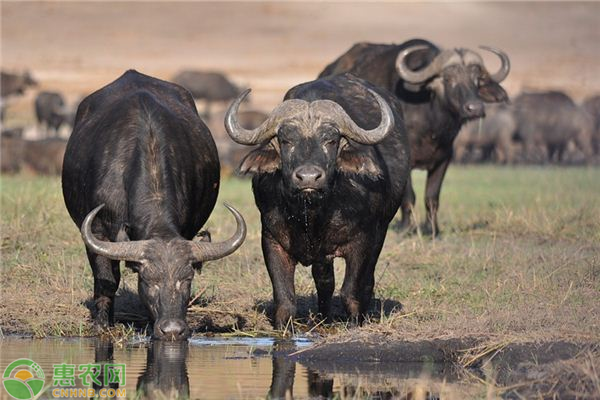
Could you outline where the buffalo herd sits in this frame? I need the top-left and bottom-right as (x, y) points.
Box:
(2, 38), (599, 339)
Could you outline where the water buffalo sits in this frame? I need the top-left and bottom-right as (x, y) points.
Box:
(319, 39), (510, 235)
(226, 74), (409, 328)
(454, 104), (517, 164)
(23, 137), (68, 175)
(1, 70), (37, 98)
(1, 128), (25, 173)
(62, 70), (246, 340)
(582, 95), (600, 155)
(513, 91), (593, 163)
(34, 91), (73, 137)
(172, 70), (242, 121)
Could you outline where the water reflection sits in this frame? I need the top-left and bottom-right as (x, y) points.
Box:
(0, 337), (475, 399)
(93, 340), (190, 399)
(93, 339), (119, 399)
(91, 338), (410, 399)
(136, 341), (189, 399)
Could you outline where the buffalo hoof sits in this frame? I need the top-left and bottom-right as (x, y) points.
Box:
(420, 222), (442, 239)
(93, 318), (110, 334)
(309, 313), (332, 328)
(274, 305), (296, 333)
(391, 219), (418, 235)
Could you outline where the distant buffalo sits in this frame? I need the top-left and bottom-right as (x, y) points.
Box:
(454, 104), (517, 164)
(35, 91), (74, 137)
(0, 130), (67, 175)
(1, 128), (25, 173)
(582, 95), (600, 156)
(23, 138), (67, 175)
(320, 39), (510, 235)
(172, 70), (242, 121)
(1, 70), (37, 98)
(513, 91), (593, 163)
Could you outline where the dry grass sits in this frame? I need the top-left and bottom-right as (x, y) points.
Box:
(1, 166), (599, 344)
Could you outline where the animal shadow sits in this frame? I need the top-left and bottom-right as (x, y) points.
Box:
(254, 295), (403, 328)
(83, 285), (150, 329)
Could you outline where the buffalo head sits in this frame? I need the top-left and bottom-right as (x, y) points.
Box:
(225, 88), (394, 200)
(396, 44), (510, 121)
(80, 203), (246, 340)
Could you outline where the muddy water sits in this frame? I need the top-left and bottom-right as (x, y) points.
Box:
(0, 337), (474, 399)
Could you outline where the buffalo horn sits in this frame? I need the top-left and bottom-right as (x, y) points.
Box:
(479, 45), (510, 83)
(81, 204), (150, 261)
(189, 203), (246, 262)
(312, 89), (394, 145)
(396, 45), (455, 84)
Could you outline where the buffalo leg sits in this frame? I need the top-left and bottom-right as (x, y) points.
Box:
(311, 260), (334, 321)
(340, 234), (384, 323)
(87, 249), (120, 329)
(262, 231), (297, 330)
(423, 157), (451, 237)
(395, 174), (416, 231)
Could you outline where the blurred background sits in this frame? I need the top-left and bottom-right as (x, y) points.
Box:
(2, 1), (600, 171)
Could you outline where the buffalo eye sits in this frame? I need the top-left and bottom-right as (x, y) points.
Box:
(444, 75), (457, 86)
(477, 76), (488, 87)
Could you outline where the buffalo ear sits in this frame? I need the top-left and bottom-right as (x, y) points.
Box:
(238, 145), (280, 174)
(337, 145), (383, 178)
(478, 81), (508, 103)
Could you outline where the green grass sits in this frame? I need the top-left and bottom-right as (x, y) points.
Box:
(1, 166), (599, 341)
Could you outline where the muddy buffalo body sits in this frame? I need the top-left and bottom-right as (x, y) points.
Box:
(319, 39), (510, 236)
(513, 91), (593, 164)
(62, 70), (246, 340)
(226, 74), (410, 328)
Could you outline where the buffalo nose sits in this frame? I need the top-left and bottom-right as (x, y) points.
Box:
(463, 101), (485, 118)
(293, 165), (325, 189)
(155, 319), (189, 340)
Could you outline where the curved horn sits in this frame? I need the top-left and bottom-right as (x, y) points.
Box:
(81, 204), (150, 261)
(395, 45), (447, 84)
(189, 203), (246, 262)
(479, 45), (510, 83)
(225, 89), (308, 145)
(225, 89), (271, 145)
(324, 89), (394, 145)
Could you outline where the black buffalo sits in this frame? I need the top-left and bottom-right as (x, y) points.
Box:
(1, 70), (37, 98)
(582, 95), (600, 156)
(226, 74), (409, 328)
(454, 104), (517, 164)
(62, 70), (246, 340)
(513, 91), (593, 163)
(35, 91), (73, 137)
(172, 70), (242, 121)
(1, 128), (25, 173)
(320, 39), (510, 235)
